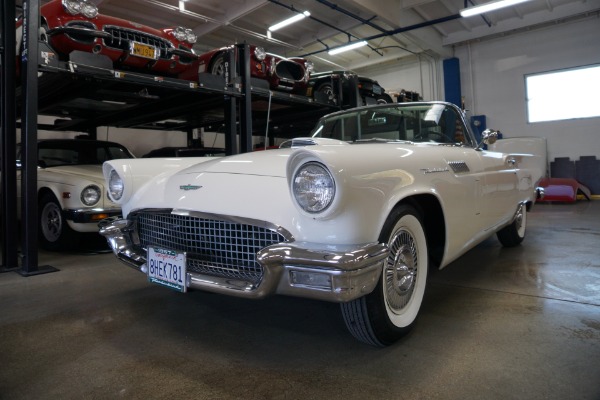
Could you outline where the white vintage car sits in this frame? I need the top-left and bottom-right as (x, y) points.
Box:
(100, 102), (546, 346)
(17, 139), (134, 250)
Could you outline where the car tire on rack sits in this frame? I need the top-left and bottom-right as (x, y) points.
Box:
(39, 191), (78, 251)
(497, 203), (526, 247)
(341, 204), (429, 346)
(210, 53), (227, 77)
(315, 82), (335, 103)
(376, 93), (394, 104)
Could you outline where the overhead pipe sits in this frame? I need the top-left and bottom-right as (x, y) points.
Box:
(267, 0), (383, 56)
(300, 14), (463, 57)
(465, 0), (493, 27)
(314, 0), (390, 34)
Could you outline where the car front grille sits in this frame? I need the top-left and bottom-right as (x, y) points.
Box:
(103, 26), (172, 59)
(133, 211), (287, 284)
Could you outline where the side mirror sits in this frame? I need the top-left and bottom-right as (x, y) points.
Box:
(477, 129), (498, 149)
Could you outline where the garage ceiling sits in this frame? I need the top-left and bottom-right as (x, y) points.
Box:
(22, 0), (600, 72)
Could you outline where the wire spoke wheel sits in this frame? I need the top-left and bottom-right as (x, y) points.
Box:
(341, 205), (428, 346)
(385, 230), (419, 313)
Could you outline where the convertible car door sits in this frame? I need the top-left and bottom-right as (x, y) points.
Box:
(476, 148), (521, 232)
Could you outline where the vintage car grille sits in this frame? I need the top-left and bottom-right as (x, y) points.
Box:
(103, 26), (171, 59)
(133, 211), (286, 284)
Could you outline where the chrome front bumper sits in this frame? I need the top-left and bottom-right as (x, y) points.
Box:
(99, 218), (387, 302)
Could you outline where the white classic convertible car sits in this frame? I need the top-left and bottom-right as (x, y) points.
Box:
(100, 102), (545, 346)
(17, 139), (134, 250)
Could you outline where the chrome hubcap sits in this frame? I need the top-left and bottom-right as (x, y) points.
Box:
(385, 230), (418, 313)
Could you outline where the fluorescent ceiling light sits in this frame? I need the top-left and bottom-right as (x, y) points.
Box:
(328, 41), (368, 55)
(269, 11), (310, 32)
(179, 0), (185, 11)
(460, 0), (533, 17)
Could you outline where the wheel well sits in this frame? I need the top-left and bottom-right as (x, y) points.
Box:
(38, 187), (57, 205)
(399, 194), (446, 268)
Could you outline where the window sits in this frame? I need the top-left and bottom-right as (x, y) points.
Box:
(525, 64), (600, 123)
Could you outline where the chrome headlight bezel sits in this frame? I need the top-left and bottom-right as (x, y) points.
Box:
(292, 162), (336, 214)
(173, 27), (187, 42)
(185, 29), (197, 44)
(305, 60), (314, 73)
(108, 168), (124, 201)
(62, 0), (82, 15)
(80, 2), (98, 18)
(254, 46), (266, 61)
(81, 184), (101, 206)
(62, 0), (98, 18)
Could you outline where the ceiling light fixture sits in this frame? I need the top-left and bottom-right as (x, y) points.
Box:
(459, 0), (533, 17)
(328, 41), (368, 55)
(268, 11), (310, 32)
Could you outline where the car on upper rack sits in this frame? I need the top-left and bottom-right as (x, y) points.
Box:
(99, 101), (546, 346)
(307, 70), (394, 106)
(16, 138), (135, 251)
(197, 45), (314, 93)
(16, 0), (199, 80)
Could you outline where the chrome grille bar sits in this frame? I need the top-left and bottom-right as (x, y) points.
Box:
(103, 26), (171, 59)
(134, 211), (287, 283)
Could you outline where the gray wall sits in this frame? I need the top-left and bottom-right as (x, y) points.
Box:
(454, 16), (600, 162)
(366, 16), (599, 164)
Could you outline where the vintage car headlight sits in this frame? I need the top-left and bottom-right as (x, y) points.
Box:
(62, 0), (82, 15)
(80, 1), (98, 18)
(108, 169), (124, 201)
(293, 162), (335, 213)
(254, 46), (266, 61)
(185, 29), (197, 44)
(62, 0), (98, 17)
(305, 60), (314, 72)
(81, 185), (101, 206)
(173, 27), (197, 44)
(173, 27), (187, 42)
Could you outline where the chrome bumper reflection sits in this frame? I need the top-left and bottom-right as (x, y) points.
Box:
(99, 218), (388, 302)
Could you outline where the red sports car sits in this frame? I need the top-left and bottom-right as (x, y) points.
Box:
(17, 0), (199, 80)
(198, 45), (314, 93)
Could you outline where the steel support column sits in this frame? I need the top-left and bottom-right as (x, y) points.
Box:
(237, 43), (252, 154)
(18, 0), (57, 276)
(1, 0), (19, 272)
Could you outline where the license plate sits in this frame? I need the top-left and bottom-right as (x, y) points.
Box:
(147, 247), (187, 292)
(130, 41), (158, 60)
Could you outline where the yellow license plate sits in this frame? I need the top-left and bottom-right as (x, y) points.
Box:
(130, 42), (158, 60)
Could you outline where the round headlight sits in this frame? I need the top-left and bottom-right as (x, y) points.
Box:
(254, 46), (266, 61)
(81, 185), (101, 206)
(305, 60), (314, 72)
(173, 27), (187, 42)
(108, 169), (124, 201)
(185, 29), (197, 44)
(80, 2), (98, 18)
(62, 0), (81, 15)
(293, 162), (335, 213)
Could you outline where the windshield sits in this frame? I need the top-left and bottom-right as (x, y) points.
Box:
(310, 103), (473, 146)
(17, 140), (134, 168)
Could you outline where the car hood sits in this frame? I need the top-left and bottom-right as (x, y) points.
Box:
(41, 165), (105, 183)
(174, 149), (292, 177)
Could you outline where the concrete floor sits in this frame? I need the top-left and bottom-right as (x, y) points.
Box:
(1, 201), (599, 400)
